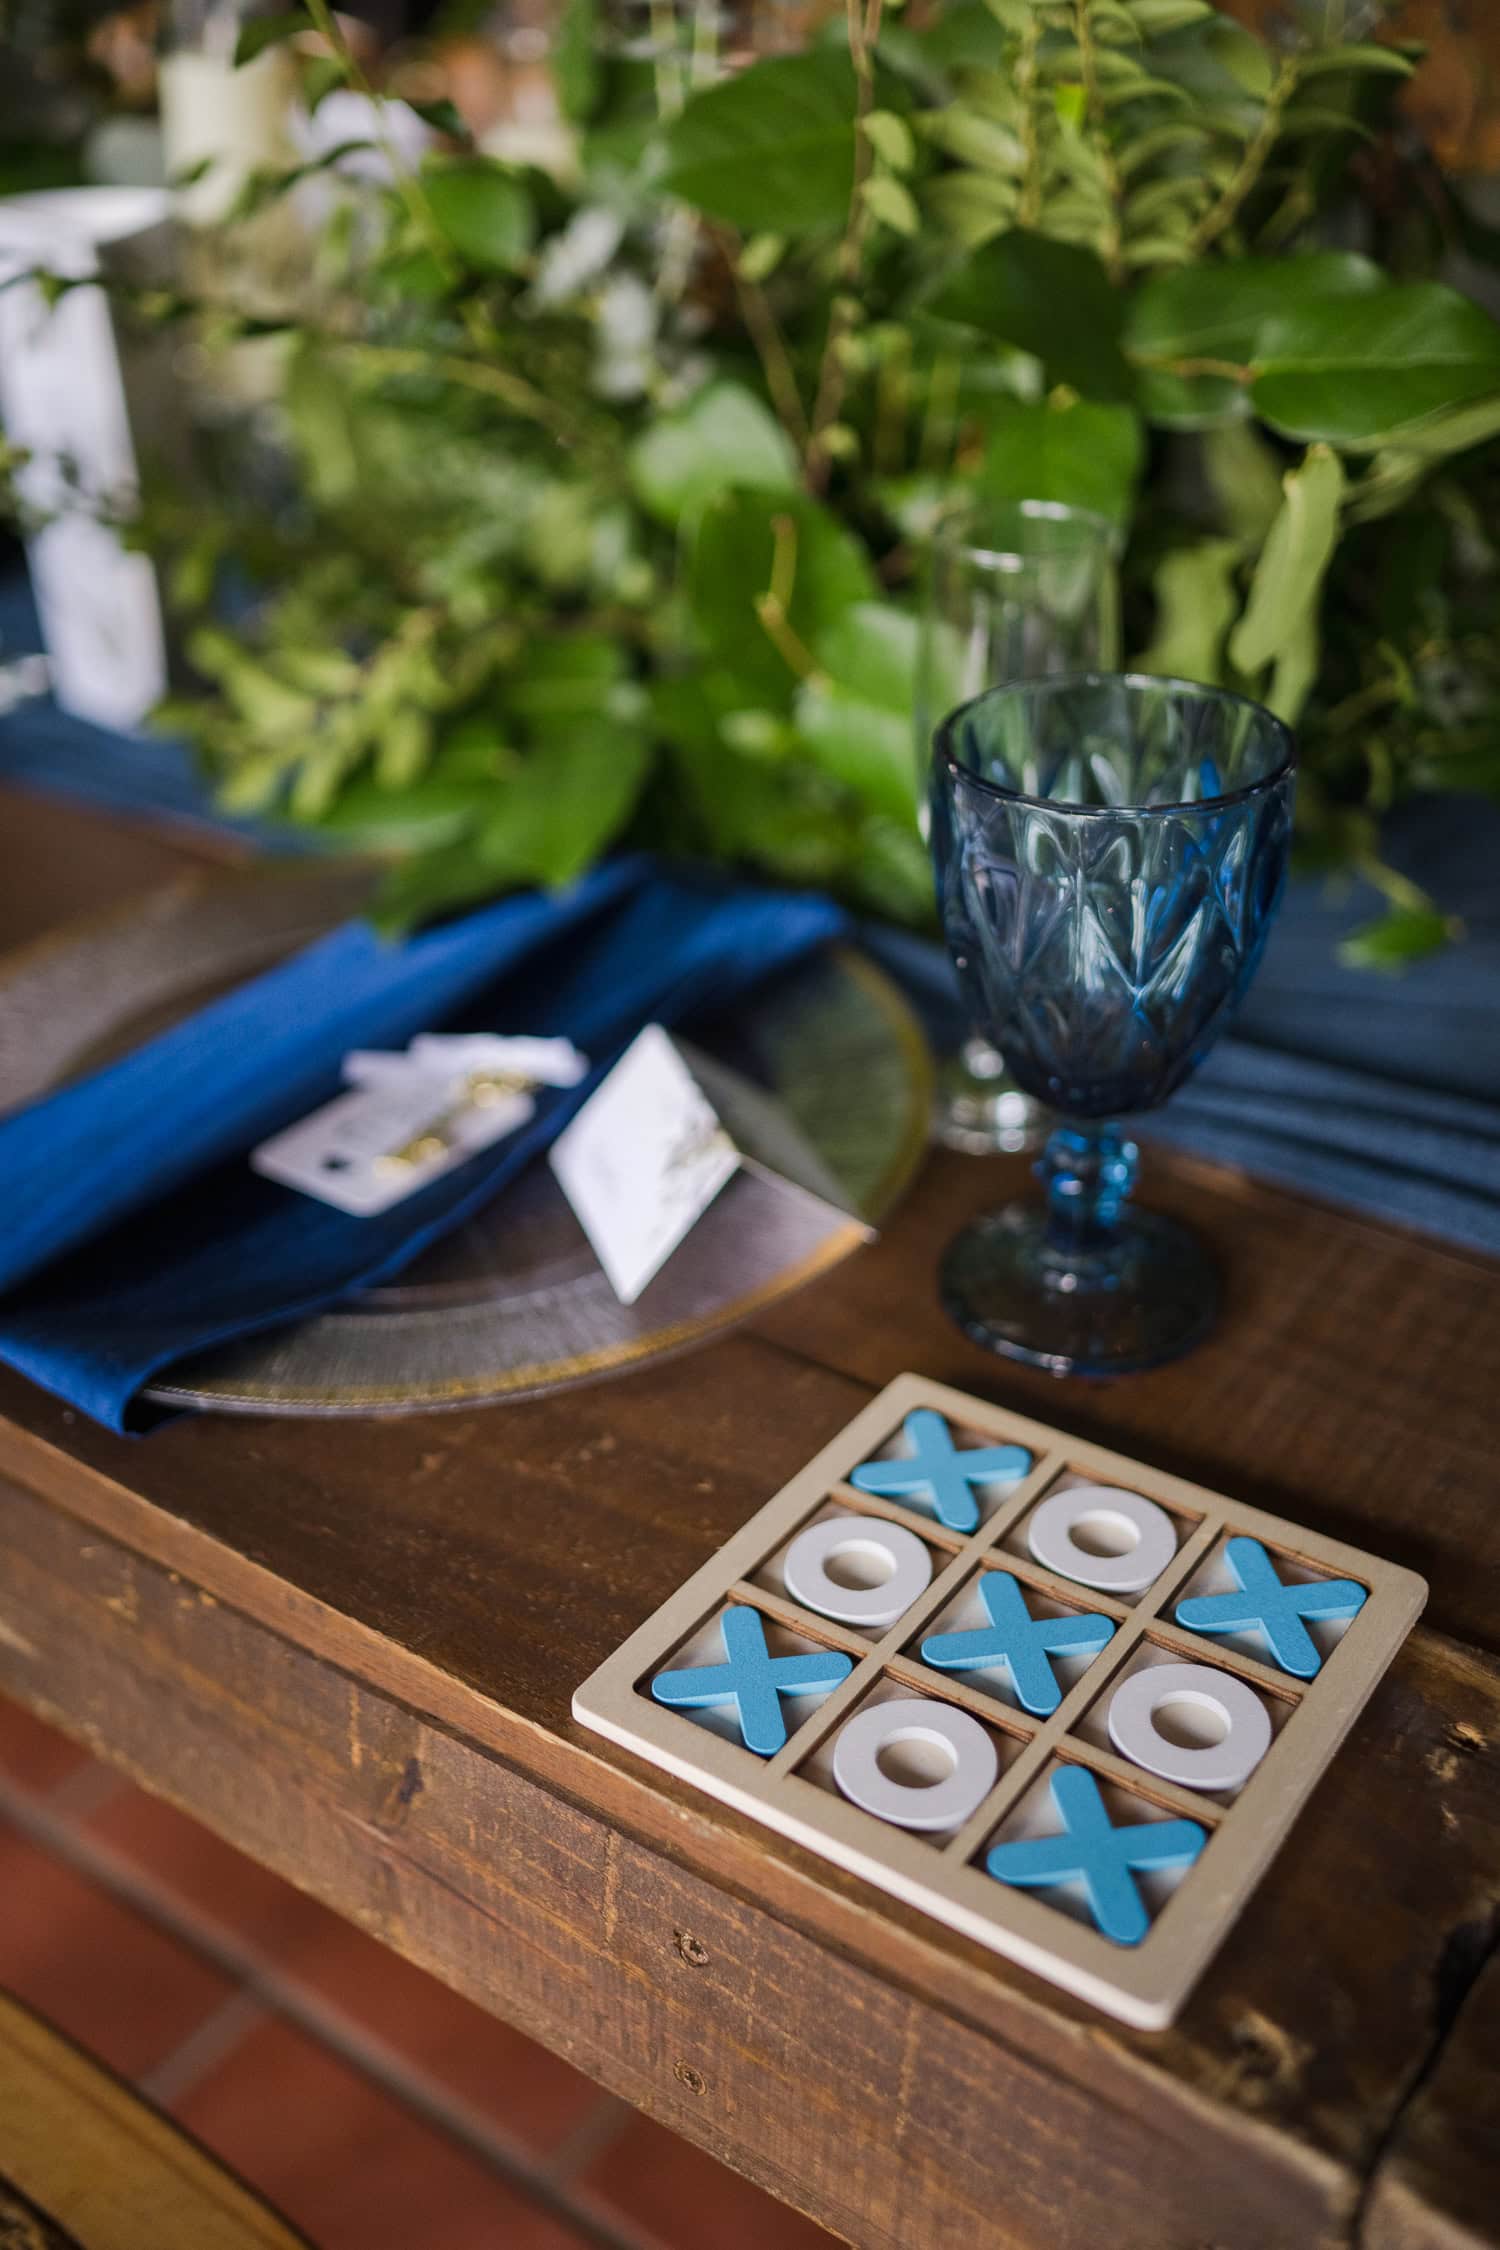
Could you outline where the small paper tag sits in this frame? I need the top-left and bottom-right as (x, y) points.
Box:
(251, 1078), (536, 1216)
(251, 1033), (586, 1215)
(549, 1025), (740, 1304)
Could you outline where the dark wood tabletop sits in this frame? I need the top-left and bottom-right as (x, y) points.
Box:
(0, 786), (1497, 2250)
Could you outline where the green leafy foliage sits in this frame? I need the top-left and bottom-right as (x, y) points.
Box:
(931, 230), (1133, 399)
(58, 0), (1500, 947)
(1338, 906), (1456, 973)
(1252, 283), (1500, 450)
(422, 159), (534, 271)
(662, 50), (860, 233)
(629, 383), (798, 523)
(1125, 253), (1382, 426)
(975, 397), (1143, 523)
(690, 491), (876, 700)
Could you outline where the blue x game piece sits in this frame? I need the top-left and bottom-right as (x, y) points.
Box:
(650, 1605), (853, 1756)
(986, 1766), (1207, 1946)
(921, 1570), (1114, 1715)
(850, 1410), (1032, 1534)
(1174, 1536), (1366, 1680)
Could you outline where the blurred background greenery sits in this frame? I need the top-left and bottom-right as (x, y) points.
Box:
(4, 0), (1500, 957)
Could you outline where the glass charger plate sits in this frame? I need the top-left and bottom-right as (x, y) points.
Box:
(0, 863), (931, 1416)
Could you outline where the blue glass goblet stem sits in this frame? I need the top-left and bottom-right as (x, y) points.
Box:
(930, 674), (1295, 1376)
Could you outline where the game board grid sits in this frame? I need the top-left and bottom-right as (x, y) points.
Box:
(752, 1448), (1071, 1779)
(718, 1464), (1345, 1854)
(576, 1374), (1429, 2028)
(636, 1456), (1334, 1848)
(722, 1575), (1237, 1834)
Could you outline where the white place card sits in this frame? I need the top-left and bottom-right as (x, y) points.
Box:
(548, 1025), (740, 1305)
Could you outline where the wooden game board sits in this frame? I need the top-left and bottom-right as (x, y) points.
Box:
(573, 1373), (1427, 2028)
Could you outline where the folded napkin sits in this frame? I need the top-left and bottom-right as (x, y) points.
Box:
(0, 864), (844, 1429)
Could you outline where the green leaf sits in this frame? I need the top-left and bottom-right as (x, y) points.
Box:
(737, 232), (785, 282)
(233, 10), (307, 66)
(1252, 282), (1500, 450)
(1134, 538), (1241, 683)
(373, 840), (507, 933)
(1126, 252), (1382, 428)
(1228, 443), (1345, 680)
(297, 52), (347, 112)
(629, 381), (798, 524)
(924, 172), (1019, 250)
(1203, 420), (1284, 543)
(861, 175), (920, 237)
(1123, 0), (1214, 29)
(974, 397), (1143, 524)
(794, 681), (917, 823)
(1296, 42), (1415, 80)
(816, 599), (921, 715)
(552, 0), (601, 122)
(668, 734), (851, 887)
(662, 50), (859, 233)
(1379, 393), (1500, 461)
(795, 600), (923, 825)
(850, 816), (933, 926)
(863, 108), (915, 172)
(919, 108), (1025, 173)
(1337, 906), (1454, 973)
(691, 490), (876, 701)
(1210, 15), (1273, 98)
(1271, 105), (1374, 146)
(930, 230), (1134, 401)
(422, 159), (534, 271)
(376, 705), (435, 790)
(503, 635), (630, 726)
(1267, 605), (1319, 724)
(300, 772), (491, 853)
(477, 724), (653, 886)
(407, 98), (473, 144)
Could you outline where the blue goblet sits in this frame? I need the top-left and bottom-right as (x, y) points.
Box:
(930, 673), (1295, 1375)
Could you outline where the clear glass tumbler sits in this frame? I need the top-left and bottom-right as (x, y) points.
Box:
(916, 500), (1120, 1155)
(929, 673), (1295, 1375)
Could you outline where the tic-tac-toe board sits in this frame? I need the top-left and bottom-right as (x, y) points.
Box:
(573, 1373), (1427, 2028)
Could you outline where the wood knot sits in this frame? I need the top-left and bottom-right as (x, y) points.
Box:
(672, 2061), (707, 2096)
(378, 1755), (425, 1827)
(1220, 2009), (1312, 2106)
(673, 1930), (710, 1967)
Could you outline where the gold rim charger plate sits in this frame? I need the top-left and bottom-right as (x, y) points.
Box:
(0, 863), (931, 1416)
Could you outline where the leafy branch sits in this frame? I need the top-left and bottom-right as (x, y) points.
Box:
(807, 0), (884, 489)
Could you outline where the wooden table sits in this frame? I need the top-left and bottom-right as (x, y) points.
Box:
(1, 788), (1497, 2250)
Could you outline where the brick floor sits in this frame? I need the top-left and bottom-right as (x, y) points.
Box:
(0, 1692), (841, 2250)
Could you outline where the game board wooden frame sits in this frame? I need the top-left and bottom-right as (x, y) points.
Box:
(573, 1373), (1427, 2027)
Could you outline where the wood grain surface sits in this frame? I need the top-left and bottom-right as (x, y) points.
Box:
(0, 784), (1496, 2249)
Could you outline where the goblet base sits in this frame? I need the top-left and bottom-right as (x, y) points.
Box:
(932, 1037), (1046, 1156)
(939, 1203), (1219, 1376)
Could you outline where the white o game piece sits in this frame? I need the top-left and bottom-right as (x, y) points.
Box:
(1027, 1484), (1178, 1595)
(1106, 1662), (1272, 1793)
(831, 1697), (998, 1831)
(783, 1515), (933, 1629)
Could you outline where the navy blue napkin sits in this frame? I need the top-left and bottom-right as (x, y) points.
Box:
(0, 865), (845, 1429)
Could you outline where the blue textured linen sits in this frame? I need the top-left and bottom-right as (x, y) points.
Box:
(0, 863), (845, 1428)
